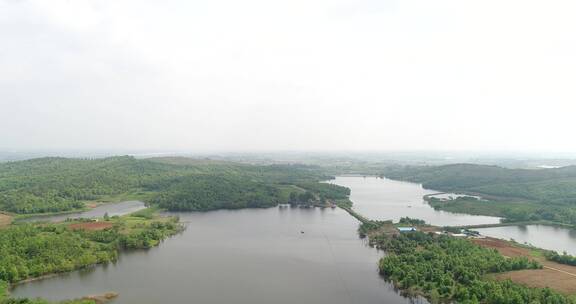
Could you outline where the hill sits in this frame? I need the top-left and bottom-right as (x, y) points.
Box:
(384, 164), (576, 225)
(0, 156), (342, 215)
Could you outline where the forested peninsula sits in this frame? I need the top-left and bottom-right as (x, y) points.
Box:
(0, 209), (181, 304)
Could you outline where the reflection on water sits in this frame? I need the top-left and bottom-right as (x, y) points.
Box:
(17, 201), (146, 223)
(11, 208), (428, 304)
(329, 176), (501, 226)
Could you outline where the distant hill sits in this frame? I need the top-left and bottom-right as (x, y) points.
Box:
(0, 156), (335, 214)
(385, 164), (576, 225)
(386, 164), (576, 201)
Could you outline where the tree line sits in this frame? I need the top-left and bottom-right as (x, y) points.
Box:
(363, 221), (576, 303)
(0, 156), (336, 215)
(544, 251), (576, 266)
(0, 215), (180, 284)
(385, 164), (576, 225)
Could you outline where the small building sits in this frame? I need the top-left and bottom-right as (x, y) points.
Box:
(397, 227), (417, 233)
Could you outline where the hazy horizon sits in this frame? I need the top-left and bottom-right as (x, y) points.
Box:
(2, 0), (576, 152)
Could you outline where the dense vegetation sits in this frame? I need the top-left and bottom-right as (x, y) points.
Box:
(357, 220), (388, 238)
(1, 296), (95, 304)
(150, 175), (280, 211)
(544, 251), (576, 266)
(283, 182), (352, 207)
(370, 230), (576, 303)
(386, 164), (576, 225)
(0, 157), (166, 214)
(0, 156), (334, 215)
(295, 182), (351, 201)
(0, 213), (180, 284)
(398, 217), (426, 226)
(0, 224), (115, 283)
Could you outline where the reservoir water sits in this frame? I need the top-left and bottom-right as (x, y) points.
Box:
(329, 176), (501, 226)
(330, 176), (576, 254)
(12, 176), (576, 302)
(11, 207), (427, 304)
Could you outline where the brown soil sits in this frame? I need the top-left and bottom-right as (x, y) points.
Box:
(472, 237), (531, 257)
(85, 202), (100, 208)
(419, 226), (441, 233)
(0, 213), (12, 228)
(474, 237), (576, 295)
(493, 269), (576, 295)
(369, 222), (398, 237)
(69, 222), (113, 231)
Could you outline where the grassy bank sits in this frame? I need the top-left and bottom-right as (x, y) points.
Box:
(425, 195), (576, 229)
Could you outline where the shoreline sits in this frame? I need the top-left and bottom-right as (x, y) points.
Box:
(360, 218), (576, 300)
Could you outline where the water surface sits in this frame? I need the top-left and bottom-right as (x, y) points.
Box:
(329, 176), (500, 226)
(18, 176), (575, 303)
(331, 176), (575, 254)
(11, 208), (427, 304)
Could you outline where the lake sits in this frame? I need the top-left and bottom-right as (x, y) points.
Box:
(11, 207), (427, 304)
(13, 176), (575, 302)
(330, 176), (576, 254)
(329, 176), (501, 226)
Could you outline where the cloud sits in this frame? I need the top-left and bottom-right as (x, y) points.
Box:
(1, 0), (575, 152)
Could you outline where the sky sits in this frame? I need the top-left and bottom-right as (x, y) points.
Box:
(1, 0), (575, 153)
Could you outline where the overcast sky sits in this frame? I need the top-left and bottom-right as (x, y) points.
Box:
(1, 0), (575, 153)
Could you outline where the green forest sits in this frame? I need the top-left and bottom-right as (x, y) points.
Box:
(151, 174), (281, 211)
(0, 156), (338, 215)
(385, 164), (576, 225)
(367, 227), (575, 303)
